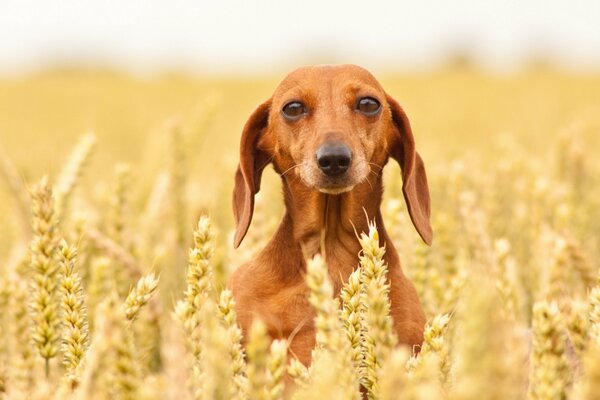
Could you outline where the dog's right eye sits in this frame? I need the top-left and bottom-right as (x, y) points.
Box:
(282, 101), (307, 120)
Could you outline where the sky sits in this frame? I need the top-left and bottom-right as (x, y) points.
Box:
(1, 0), (599, 75)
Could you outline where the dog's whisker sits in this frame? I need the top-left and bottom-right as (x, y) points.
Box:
(257, 155), (275, 172)
(287, 171), (301, 186)
(365, 164), (382, 183)
(364, 175), (374, 191)
(367, 161), (383, 172)
(280, 163), (301, 177)
(287, 317), (309, 346)
(368, 170), (381, 182)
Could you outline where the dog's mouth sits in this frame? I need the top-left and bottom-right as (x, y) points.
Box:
(317, 182), (356, 195)
(297, 158), (369, 195)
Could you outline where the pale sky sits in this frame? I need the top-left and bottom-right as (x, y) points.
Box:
(1, 0), (599, 75)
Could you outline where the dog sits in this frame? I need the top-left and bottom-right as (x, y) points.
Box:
(229, 64), (432, 367)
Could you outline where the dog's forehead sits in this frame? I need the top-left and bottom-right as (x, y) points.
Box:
(273, 65), (384, 98)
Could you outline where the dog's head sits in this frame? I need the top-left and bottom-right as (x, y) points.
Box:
(232, 64), (432, 248)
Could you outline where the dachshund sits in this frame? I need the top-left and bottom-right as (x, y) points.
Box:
(229, 64), (432, 367)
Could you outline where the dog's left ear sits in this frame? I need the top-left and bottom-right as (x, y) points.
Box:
(232, 99), (272, 249)
(386, 94), (433, 245)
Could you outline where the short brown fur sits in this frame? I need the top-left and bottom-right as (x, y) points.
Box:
(229, 64), (432, 367)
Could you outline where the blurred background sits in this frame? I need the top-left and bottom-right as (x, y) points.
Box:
(2, 0), (600, 75)
(0, 0), (599, 259)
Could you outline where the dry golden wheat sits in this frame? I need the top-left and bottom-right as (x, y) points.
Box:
(0, 70), (599, 399)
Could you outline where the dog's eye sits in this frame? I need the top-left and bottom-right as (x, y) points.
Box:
(356, 97), (381, 116)
(282, 101), (307, 120)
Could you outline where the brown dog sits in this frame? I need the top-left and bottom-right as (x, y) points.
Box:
(229, 64), (432, 366)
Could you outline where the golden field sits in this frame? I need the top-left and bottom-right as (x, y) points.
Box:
(0, 67), (599, 399)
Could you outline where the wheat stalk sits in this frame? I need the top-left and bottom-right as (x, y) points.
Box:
(358, 222), (397, 399)
(588, 286), (600, 342)
(175, 215), (216, 397)
(124, 272), (159, 321)
(0, 146), (30, 240)
(527, 301), (571, 400)
(7, 279), (35, 398)
(217, 289), (248, 399)
(0, 279), (9, 395)
(57, 240), (90, 386)
(408, 313), (451, 385)
(340, 268), (363, 373)
(54, 133), (96, 220)
(198, 298), (234, 400)
(266, 339), (287, 400)
(246, 320), (269, 400)
(306, 255), (360, 399)
(28, 178), (60, 375)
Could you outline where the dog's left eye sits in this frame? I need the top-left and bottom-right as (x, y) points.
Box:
(356, 97), (381, 116)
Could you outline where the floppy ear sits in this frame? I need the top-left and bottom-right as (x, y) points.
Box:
(232, 100), (272, 248)
(386, 94), (433, 245)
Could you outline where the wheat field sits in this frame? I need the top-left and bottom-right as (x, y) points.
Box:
(0, 68), (599, 399)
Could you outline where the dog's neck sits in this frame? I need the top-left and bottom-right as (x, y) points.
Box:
(257, 172), (399, 290)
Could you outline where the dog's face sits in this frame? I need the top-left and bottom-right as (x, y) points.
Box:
(264, 65), (389, 194)
(232, 64), (432, 248)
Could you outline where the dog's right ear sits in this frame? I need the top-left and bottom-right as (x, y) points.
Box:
(232, 100), (272, 248)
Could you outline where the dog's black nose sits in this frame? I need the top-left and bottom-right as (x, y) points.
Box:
(316, 143), (352, 176)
